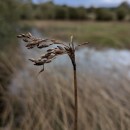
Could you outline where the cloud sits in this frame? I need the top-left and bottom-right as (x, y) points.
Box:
(103, 0), (130, 3)
(33, 0), (130, 7)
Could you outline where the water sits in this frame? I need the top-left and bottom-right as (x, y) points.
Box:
(10, 28), (130, 93)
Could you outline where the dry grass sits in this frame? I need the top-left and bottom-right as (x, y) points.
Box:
(0, 45), (23, 89)
(1, 27), (130, 130)
(21, 20), (130, 49)
(1, 55), (130, 130)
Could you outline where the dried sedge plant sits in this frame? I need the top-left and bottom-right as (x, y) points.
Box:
(17, 32), (88, 130)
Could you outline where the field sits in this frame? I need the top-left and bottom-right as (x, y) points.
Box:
(22, 21), (130, 49)
(1, 21), (130, 130)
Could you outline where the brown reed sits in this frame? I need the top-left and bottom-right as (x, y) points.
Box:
(17, 32), (88, 130)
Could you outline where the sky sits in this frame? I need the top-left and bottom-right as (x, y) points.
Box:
(33, 0), (130, 7)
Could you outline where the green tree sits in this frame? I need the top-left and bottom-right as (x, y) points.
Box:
(116, 2), (129, 21)
(55, 6), (68, 20)
(0, 0), (20, 47)
(95, 8), (115, 21)
(116, 8), (127, 21)
(39, 2), (55, 19)
(19, 3), (33, 20)
(77, 7), (87, 20)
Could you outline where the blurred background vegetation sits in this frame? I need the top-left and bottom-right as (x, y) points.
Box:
(1, 0), (130, 50)
(1, 0), (130, 106)
(1, 0), (130, 103)
(1, 1), (130, 130)
(3, 0), (129, 21)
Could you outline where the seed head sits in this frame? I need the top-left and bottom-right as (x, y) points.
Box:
(17, 32), (88, 73)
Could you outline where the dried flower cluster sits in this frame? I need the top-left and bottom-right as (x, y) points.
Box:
(17, 32), (88, 73)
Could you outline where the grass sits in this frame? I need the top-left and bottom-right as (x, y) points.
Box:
(22, 20), (130, 49)
(1, 59), (130, 130)
(0, 44), (23, 89)
(1, 21), (130, 130)
(0, 35), (130, 130)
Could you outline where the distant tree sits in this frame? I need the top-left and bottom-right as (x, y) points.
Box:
(0, 0), (20, 46)
(68, 7), (79, 20)
(116, 8), (127, 21)
(33, 6), (43, 19)
(55, 6), (68, 20)
(116, 2), (129, 21)
(119, 1), (129, 9)
(95, 8), (115, 21)
(40, 2), (55, 19)
(87, 6), (96, 13)
(19, 3), (33, 20)
(67, 7), (87, 20)
(77, 7), (87, 20)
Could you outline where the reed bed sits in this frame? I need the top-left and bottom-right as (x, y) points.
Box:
(1, 30), (130, 130)
(1, 55), (130, 130)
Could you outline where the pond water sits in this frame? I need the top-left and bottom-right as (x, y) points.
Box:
(10, 28), (130, 93)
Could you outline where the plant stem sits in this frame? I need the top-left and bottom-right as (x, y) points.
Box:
(70, 35), (78, 130)
(71, 56), (78, 130)
(73, 63), (78, 130)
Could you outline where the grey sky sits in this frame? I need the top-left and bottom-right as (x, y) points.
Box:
(32, 0), (130, 7)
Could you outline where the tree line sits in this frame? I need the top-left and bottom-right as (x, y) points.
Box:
(19, 1), (130, 21)
(0, 0), (130, 48)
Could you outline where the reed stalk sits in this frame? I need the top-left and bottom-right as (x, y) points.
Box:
(17, 32), (88, 130)
(69, 36), (78, 130)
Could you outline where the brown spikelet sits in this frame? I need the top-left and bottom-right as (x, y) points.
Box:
(23, 39), (29, 42)
(29, 58), (36, 62)
(28, 32), (32, 37)
(45, 59), (52, 63)
(57, 46), (64, 50)
(37, 44), (49, 49)
(17, 33), (89, 72)
(17, 34), (23, 38)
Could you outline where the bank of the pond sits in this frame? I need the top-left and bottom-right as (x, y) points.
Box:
(21, 21), (130, 49)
